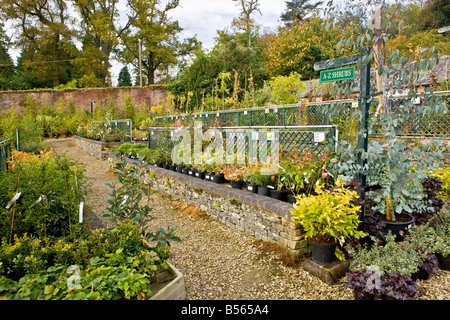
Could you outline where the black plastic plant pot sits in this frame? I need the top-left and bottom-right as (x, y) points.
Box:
(195, 171), (205, 179)
(437, 254), (450, 271)
(384, 214), (414, 242)
(269, 189), (287, 201)
(257, 186), (270, 197)
(169, 165), (176, 171)
(182, 168), (189, 175)
(162, 164), (170, 169)
(310, 240), (337, 265)
(211, 174), (223, 184)
(287, 193), (296, 204)
(230, 180), (244, 189)
(246, 183), (258, 193)
(156, 163), (163, 168)
(176, 166), (183, 173)
(204, 173), (211, 181)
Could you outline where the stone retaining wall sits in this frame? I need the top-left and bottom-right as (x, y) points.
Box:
(108, 155), (308, 258)
(71, 136), (123, 160)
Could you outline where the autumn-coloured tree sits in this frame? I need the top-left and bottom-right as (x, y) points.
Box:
(73, 0), (139, 85)
(119, 0), (199, 85)
(262, 17), (348, 79)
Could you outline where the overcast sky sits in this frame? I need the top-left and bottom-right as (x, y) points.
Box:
(169, 0), (285, 49)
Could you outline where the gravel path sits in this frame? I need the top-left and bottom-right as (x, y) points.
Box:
(48, 139), (450, 300)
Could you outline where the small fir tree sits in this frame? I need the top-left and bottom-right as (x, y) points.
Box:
(118, 66), (133, 87)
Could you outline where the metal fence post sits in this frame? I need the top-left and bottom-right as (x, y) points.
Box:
(16, 127), (20, 152)
(357, 48), (371, 220)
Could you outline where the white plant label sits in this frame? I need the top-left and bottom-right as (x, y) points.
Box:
(6, 192), (21, 209)
(30, 194), (46, 209)
(79, 202), (84, 223)
(314, 132), (326, 143)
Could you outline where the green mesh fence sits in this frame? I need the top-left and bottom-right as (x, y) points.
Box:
(153, 91), (450, 138)
(94, 119), (133, 142)
(0, 139), (12, 172)
(147, 126), (338, 162)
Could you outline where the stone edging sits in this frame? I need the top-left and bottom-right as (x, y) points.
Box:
(71, 135), (125, 159)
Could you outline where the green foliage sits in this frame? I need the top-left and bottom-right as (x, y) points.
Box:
(114, 143), (147, 158)
(0, 222), (166, 300)
(0, 151), (88, 241)
(348, 234), (425, 277)
(431, 166), (450, 199)
(281, 151), (334, 195)
(328, 0), (448, 221)
(268, 72), (305, 105)
(290, 180), (366, 260)
(118, 66), (133, 87)
(281, 0), (323, 26)
(103, 159), (180, 249)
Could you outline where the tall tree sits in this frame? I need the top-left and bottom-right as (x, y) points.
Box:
(419, 0), (450, 31)
(0, 0), (78, 87)
(232, 0), (262, 46)
(281, 0), (323, 27)
(119, 0), (199, 85)
(118, 65), (132, 87)
(0, 24), (14, 89)
(73, 0), (139, 85)
(263, 17), (350, 79)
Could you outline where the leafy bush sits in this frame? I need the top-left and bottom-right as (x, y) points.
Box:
(0, 151), (87, 241)
(347, 234), (425, 277)
(103, 159), (180, 251)
(114, 142), (147, 158)
(291, 180), (366, 260)
(0, 222), (166, 300)
(431, 166), (450, 200)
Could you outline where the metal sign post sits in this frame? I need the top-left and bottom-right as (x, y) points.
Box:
(314, 48), (371, 219)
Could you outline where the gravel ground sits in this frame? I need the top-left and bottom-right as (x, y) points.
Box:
(48, 138), (450, 300)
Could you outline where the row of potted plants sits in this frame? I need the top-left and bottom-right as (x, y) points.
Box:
(114, 145), (336, 204)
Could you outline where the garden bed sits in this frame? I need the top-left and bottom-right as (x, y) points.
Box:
(148, 261), (186, 300)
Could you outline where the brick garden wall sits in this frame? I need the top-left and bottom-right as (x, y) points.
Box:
(0, 86), (168, 112)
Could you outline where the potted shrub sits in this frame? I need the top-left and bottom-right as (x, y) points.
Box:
(329, 5), (446, 241)
(413, 209), (450, 271)
(269, 166), (287, 201)
(291, 179), (366, 264)
(193, 162), (206, 179)
(346, 233), (424, 300)
(255, 166), (274, 196)
(222, 165), (246, 189)
(209, 163), (223, 184)
(243, 165), (259, 193)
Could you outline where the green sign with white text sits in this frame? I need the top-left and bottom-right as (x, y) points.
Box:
(320, 66), (355, 83)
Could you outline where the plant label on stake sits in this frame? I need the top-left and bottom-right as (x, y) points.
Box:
(30, 194), (46, 209)
(120, 195), (129, 208)
(6, 192), (21, 209)
(79, 202), (84, 223)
